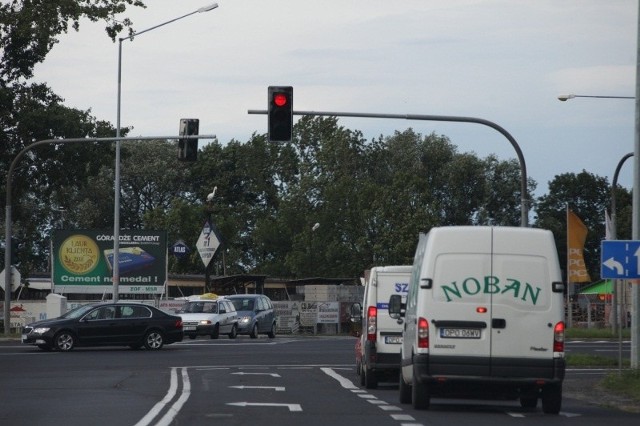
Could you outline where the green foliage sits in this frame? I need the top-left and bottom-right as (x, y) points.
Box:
(2, 1), (629, 284)
(534, 170), (632, 281)
(602, 369), (640, 402)
(0, 0), (146, 82)
(566, 353), (627, 368)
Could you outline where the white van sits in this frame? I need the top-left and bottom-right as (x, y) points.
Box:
(389, 226), (566, 414)
(354, 265), (412, 389)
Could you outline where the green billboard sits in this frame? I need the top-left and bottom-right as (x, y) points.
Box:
(52, 230), (167, 295)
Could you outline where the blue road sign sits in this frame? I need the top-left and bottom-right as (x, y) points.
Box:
(601, 240), (640, 279)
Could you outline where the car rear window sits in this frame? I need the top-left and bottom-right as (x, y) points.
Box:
(120, 305), (151, 318)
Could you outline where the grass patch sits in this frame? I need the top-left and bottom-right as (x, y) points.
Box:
(602, 369), (640, 402)
(566, 353), (628, 367)
(565, 328), (631, 339)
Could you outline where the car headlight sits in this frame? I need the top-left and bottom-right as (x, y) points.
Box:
(33, 327), (50, 334)
(239, 316), (251, 324)
(199, 320), (212, 325)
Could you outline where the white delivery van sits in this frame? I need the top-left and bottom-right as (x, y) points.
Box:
(355, 265), (412, 389)
(389, 226), (566, 413)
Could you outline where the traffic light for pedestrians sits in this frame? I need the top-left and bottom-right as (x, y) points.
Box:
(178, 118), (199, 161)
(268, 86), (293, 142)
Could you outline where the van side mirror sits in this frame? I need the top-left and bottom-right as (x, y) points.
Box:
(388, 294), (405, 320)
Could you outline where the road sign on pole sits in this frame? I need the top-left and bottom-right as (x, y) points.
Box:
(196, 220), (221, 268)
(601, 240), (640, 279)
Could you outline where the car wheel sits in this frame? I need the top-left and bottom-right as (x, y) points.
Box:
(249, 323), (258, 339)
(37, 344), (52, 351)
(267, 322), (276, 338)
(144, 330), (164, 350)
(364, 366), (378, 389)
(228, 324), (238, 339)
(53, 331), (75, 352)
(211, 324), (220, 339)
(412, 367), (430, 410)
(541, 383), (562, 414)
(399, 369), (412, 404)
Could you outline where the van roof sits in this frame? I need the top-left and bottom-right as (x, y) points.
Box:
(371, 265), (412, 273)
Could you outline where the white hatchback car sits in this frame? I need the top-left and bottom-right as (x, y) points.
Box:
(179, 297), (238, 339)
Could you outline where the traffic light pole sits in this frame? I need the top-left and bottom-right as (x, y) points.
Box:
(249, 109), (529, 227)
(3, 134), (213, 336)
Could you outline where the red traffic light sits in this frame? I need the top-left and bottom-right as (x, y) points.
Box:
(268, 86), (293, 142)
(273, 93), (288, 107)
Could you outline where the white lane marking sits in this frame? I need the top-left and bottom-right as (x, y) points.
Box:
(229, 385), (285, 391)
(380, 405), (402, 411)
(320, 367), (358, 390)
(226, 402), (302, 412)
(155, 367), (191, 426)
(134, 367), (179, 426)
(391, 414), (416, 421)
(232, 372), (281, 377)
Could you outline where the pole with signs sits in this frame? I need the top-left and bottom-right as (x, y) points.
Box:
(197, 220), (221, 292)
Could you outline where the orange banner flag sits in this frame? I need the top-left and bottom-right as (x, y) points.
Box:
(567, 209), (591, 283)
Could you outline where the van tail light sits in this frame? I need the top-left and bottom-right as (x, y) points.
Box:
(553, 321), (565, 353)
(418, 317), (429, 348)
(366, 306), (377, 341)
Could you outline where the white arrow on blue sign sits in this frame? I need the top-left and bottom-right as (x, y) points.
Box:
(600, 240), (640, 279)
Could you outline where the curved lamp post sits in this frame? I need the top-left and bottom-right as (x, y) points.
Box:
(113, 3), (219, 301)
(558, 94), (634, 101)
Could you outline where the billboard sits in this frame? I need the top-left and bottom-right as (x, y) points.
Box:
(52, 230), (167, 295)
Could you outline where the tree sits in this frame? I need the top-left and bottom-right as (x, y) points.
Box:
(0, 0), (146, 275)
(0, 0), (146, 83)
(534, 170), (631, 281)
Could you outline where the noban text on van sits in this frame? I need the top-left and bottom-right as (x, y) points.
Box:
(440, 276), (541, 305)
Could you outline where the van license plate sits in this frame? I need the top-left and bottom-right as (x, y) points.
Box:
(385, 336), (403, 344)
(440, 328), (481, 339)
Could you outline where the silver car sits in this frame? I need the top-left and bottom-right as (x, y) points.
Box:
(226, 294), (276, 338)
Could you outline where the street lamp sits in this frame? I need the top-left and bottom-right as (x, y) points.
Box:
(557, 94), (634, 101)
(204, 187), (217, 292)
(310, 223), (320, 277)
(610, 152), (633, 372)
(113, 3), (219, 301)
(557, 89), (639, 367)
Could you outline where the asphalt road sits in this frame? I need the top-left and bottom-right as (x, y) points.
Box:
(0, 337), (638, 426)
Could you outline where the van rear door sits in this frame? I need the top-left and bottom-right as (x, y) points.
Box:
(490, 228), (558, 376)
(375, 268), (411, 350)
(427, 227), (493, 376)
(427, 227), (558, 377)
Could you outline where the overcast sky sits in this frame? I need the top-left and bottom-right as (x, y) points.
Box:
(33, 0), (637, 200)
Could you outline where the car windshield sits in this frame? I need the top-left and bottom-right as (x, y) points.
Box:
(183, 301), (217, 313)
(231, 298), (254, 311)
(59, 304), (98, 319)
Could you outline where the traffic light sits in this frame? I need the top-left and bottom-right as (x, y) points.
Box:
(268, 86), (293, 142)
(10, 237), (19, 265)
(178, 118), (199, 161)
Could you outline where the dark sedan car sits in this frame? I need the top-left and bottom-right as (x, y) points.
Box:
(21, 303), (183, 351)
